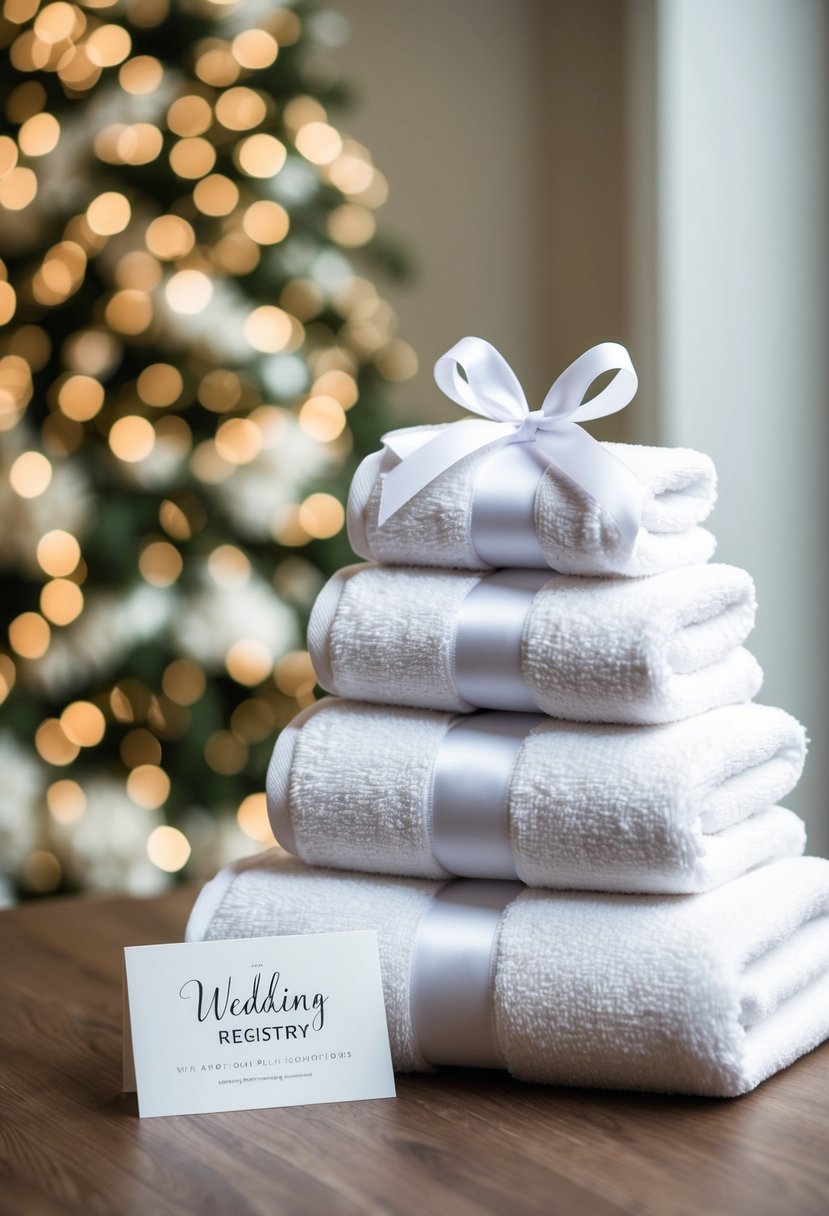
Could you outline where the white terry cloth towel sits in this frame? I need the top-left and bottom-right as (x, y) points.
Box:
(266, 698), (807, 893)
(185, 854), (829, 1097)
(347, 436), (717, 577)
(307, 562), (763, 725)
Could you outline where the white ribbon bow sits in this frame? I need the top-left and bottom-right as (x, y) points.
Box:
(378, 337), (645, 553)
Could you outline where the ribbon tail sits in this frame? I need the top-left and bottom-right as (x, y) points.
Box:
(378, 419), (512, 525)
(536, 425), (645, 553)
(382, 426), (445, 460)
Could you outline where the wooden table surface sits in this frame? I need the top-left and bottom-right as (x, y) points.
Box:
(2, 890), (829, 1216)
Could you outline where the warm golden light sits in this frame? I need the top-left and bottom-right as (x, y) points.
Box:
(376, 339), (419, 381)
(207, 543), (251, 586)
(147, 824), (191, 872)
(298, 395), (346, 442)
(37, 530), (81, 577)
(86, 23), (132, 67)
(236, 792), (274, 843)
(313, 369), (359, 408)
(57, 45), (102, 92)
(282, 95), (326, 133)
(197, 368), (241, 412)
(162, 658), (206, 706)
(47, 779), (86, 824)
(230, 698), (274, 743)
(120, 727), (162, 768)
(9, 611), (50, 659)
(236, 133), (285, 178)
(242, 199), (289, 245)
(274, 649), (317, 697)
(108, 415), (156, 462)
(57, 373), (104, 421)
(129, 0), (169, 27)
(9, 450), (52, 497)
(60, 700), (106, 747)
(190, 442), (231, 484)
(166, 94), (212, 137)
(295, 121), (342, 166)
(278, 509), (314, 563)
(18, 112), (60, 157)
(194, 41), (239, 87)
(114, 249), (161, 290)
(119, 55), (164, 94)
(204, 730), (247, 775)
(103, 122), (164, 166)
(158, 498), (192, 540)
(63, 329), (117, 378)
(22, 850), (62, 893)
(279, 278), (322, 322)
(0, 654), (16, 706)
(33, 2), (77, 44)
(35, 718), (79, 766)
(225, 639), (272, 685)
(38, 241), (86, 306)
(232, 26), (277, 66)
(138, 539), (182, 586)
(214, 417), (262, 465)
(329, 151), (375, 196)
(212, 232), (260, 275)
(169, 136), (216, 180)
(298, 492), (345, 539)
(215, 86), (266, 131)
(128, 763), (170, 808)
(327, 203), (376, 248)
(243, 304), (292, 354)
(0, 167), (38, 210)
(165, 269), (213, 314)
(86, 191), (131, 236)
(4, 0), (40, 28)
(145, 214), (195, 260)
(0, 136), (19, 179)
(40, 578), (84, 626)
(137, 363), (183, 407)
(193, 173), (239, 216)
(105, 290), (153, 335)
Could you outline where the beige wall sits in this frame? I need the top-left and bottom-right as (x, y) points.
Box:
(333, 0), (634, 436)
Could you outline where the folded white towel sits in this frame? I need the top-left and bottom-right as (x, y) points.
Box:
(307, 563), (762, 725)
(348, 436), (717, 576)
(186, 854), (829, 1096)
(266, 698), (806, 893)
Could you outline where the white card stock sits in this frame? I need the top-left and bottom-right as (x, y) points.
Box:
(123, 931), (396, 1118)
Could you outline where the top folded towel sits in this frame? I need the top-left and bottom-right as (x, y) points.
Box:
(348, 436), (717, 576)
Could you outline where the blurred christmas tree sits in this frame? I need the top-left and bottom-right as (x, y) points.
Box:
(0, 0), (415, 900)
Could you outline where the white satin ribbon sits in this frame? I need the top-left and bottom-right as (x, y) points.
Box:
(378, 337), (645, 553)
(411, 878), (524, 1068)
(431, 712), (544, 879)
(453, 570), (553, 710)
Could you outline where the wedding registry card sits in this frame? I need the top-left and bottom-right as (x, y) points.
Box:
(123, 931), (396, 1117)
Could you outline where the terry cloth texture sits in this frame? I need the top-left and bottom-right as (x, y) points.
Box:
(186, 853), (829, 1097)
(307, 563), (762, 725)
(265, 698), (806, 893)
(348, 437), (717, 576)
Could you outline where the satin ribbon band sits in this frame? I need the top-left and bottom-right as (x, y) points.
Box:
(431, 712), (544, 880)
(378, 337), (645, 556)
(410, 878), (524, 1069)
(453, 569), (553, 711)
(469, 441), (551, 569)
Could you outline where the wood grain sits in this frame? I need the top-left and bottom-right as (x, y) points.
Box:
(1, 889), (829, 1216)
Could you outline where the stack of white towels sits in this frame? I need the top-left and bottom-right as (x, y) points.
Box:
(188, 433), (829, 1097)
